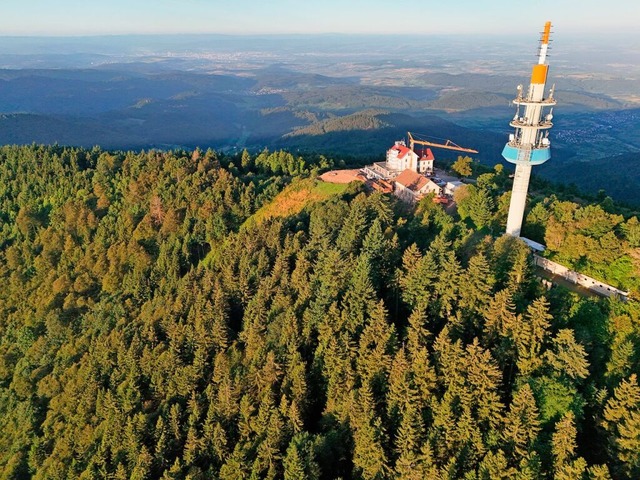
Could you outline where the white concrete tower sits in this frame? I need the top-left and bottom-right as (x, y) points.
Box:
(504, 21), (556, 236)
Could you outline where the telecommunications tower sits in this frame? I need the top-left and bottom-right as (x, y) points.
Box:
(504, 21), (556, 236)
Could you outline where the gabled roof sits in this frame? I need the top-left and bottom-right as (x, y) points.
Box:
(389, 144), (412, 159)
(420, 148), (435, 161)
(395, 169), (430, 192)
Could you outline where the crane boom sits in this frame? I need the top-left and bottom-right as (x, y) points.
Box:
(407, 131), (478, 154)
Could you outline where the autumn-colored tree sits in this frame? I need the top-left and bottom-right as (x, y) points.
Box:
(452, 155), (473, 177)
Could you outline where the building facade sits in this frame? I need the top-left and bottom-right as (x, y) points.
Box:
(394, 169), (441, 204)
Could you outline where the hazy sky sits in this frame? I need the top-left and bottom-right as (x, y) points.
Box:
(1, 0), (638, 36)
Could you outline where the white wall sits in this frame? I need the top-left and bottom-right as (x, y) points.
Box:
(533, 255), (629, 300)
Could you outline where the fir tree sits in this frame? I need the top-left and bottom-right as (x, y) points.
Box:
(602, 374), (640, 479)
(502, 384), (541, 460)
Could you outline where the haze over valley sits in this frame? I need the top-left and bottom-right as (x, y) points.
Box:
(1, 32), (639, 205)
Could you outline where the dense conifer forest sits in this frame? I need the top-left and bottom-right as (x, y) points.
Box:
(0, 144), (639, 479)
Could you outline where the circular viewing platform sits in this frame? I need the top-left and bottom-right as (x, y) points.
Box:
(502, 143), (551, 166)
(509, 120), (553, 129)
(512, 97), (557, 106)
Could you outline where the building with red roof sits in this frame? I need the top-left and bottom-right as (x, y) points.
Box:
(394, 169), (442, 204)
(363, 140), (435, 181)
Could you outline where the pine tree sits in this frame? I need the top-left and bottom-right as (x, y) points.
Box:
(387, 348), (415, 419)
(482, 289), (518, 369)
(545, 329), (590, 380)
(161, 458), (184, 480)
(464, 339), (504, 434)
(587, 464), (613, 479)
(183, 424), (202, 466)
(336, 196), (369, 254)
(477, 450), (516, 479)
(114, 462), (129, 480)
(322, 330), (356, 421)
(483, 289), (517, 342)
(553, 412), (577, 467)
(433, 250), (461, 319)
(506, 243), (531, 295)
(406, 302), (431, 353)
(516, 297), (552, 378)
(219, 444), (250, 480)
(357, 300), (396, 390)
(283, 433), (320, 480)
(552, 411), (589, 480)
(342, 254), (378, 335)
(602, 374), (640, 479)
(352, 385), (389, 479)
(366, 192), (394, 228)
(410, 346), (437, 407)
(154, 416), (171, 471)
(211, 285), (230, 350)
(282, 351), (308, 416)
(431, 332), (503, 468)
(458, 253), (495, 326)
(515, 453), (543, 480)
(362, 218), (392, 290)
(398, 247), (437, 311)
(394, 404), (425, 479)
(283, 442), (306, 480)
(130, 446), (152, 480)
(491, 235), (530, 292)
(241, 149), (253, 170)
(502, 384), (541, 460)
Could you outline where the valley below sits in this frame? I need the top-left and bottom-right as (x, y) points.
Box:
(1, 33), (639, 204)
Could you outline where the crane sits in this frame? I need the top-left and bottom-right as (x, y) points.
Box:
(407, 131), (478, 155)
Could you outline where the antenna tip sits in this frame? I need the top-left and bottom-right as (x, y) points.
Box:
(542, 21), (552, 44)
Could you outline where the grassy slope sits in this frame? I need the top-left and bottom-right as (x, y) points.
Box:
(243, 178), (348, 228)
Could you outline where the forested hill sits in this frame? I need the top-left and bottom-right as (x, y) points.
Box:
(0, 144), (639, 479)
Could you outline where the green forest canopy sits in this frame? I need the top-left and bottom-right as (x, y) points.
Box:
(0, 144), (639, 479)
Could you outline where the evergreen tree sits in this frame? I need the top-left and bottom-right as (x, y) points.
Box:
(503, 384), (541, 460)
(552, 412), (589, 480)
(394, 404), (425, 479)
(283, 433), (320, 480)
(545, 329), (590, 381)
(352, 385), (389, 479)
(602, 374), (640, 479)
(516, 297), (552, 378)
(336, 195), (369, 254)
(459, 253), (495, 322)
(477, 450), (516, 479)
(397, 245), (437, 311)
(342, 253), (378, 335)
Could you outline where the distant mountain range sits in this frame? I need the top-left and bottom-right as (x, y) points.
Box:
(1, 46), (639, 205)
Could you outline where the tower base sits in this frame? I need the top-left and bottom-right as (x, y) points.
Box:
(506, 163), (532, 237)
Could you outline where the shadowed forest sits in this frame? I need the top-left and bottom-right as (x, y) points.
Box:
(0, 145), (639, 479)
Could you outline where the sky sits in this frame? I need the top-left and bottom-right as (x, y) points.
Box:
(1, 0), (638, 36)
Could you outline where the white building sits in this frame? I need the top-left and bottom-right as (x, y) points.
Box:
(386, 141), (434, 175)
(362, 141), (435, 180)
(444, 181), (465, 196)
(394, 169), (442, 204)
